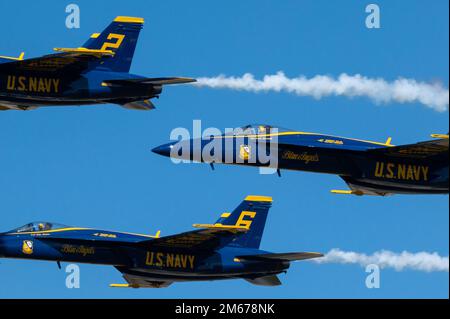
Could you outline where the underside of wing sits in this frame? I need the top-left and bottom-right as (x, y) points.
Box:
(333, 176), (394, 196)
(118, 99), (155, 111)
(110, 272), (173, 288)
(244, 275), (282, 286)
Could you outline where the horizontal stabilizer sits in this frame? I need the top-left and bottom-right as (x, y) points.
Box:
(245, 275), (281, 286)
(103, 77), (196, 87)
(237, 252), (323, 262)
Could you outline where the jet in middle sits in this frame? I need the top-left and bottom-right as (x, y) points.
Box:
(153, 124), (449, 196)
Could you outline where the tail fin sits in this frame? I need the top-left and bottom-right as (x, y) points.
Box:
(82, 16), (144, 73)
(215, 195), (272, 249)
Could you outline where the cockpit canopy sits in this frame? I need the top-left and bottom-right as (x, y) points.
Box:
(10, 221), (69, 233)
(228, 124), (293, 136)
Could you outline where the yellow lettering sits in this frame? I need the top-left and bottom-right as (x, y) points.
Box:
(166, 253), (174, 268)
(18, 76), (26, 91)
(38, 78), (46, 93)
(145, 252), (154, 266)
(7, 75), (15, 90)
(386, 163), (395, 178)
(52, 78), (60, 93)
(44, 78), (52, 93)
(413, 166), (421, 181)
(156, 252), (164, 266)
(406, 165), (414, 180)
(374, 162), (384, 177)
(421, 166), (429, 181)
(29, 77), (37, 92)
(174, 254), (181, 268)
(188, 255), (195, 269)
(398, 164), (406, 180)
(180, 255), (188, 268)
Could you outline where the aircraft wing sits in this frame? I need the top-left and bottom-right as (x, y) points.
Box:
(236, 252), (324, 262)
(0, 49), (113, 73)
(136, 227), (247, 251)
(366, 135), (449, 159)
(102, 77), (196, 87)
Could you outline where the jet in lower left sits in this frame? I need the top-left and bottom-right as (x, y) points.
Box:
(0, 196), (323, 288)
(0, 16), (195, 111)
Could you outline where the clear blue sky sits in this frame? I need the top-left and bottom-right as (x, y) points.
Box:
(0, 0), (448, 298)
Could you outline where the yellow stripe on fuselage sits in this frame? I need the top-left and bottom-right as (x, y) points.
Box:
(8, 227), (159, 239)
(8, 227), (90, 235)
(113, 230), (159, 239)
(217, 132), (394, 147)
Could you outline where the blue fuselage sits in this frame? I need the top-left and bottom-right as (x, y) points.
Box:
(0, 228), (287, 283)
(153, 131), (449, 195)
(0, 65), (161, 109)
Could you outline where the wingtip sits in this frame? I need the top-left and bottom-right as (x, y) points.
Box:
(109, 283), (130, 288)
(431, 133), (449, 139)
(110, 283), (139, 288)
(331, 189), (364, 196)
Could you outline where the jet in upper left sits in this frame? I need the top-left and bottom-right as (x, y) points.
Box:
(0, 16), (196, 111)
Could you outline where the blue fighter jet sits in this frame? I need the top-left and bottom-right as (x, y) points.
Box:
(152, 124), (449, 196)
(0, 196), (322, 288)
(0, 16), (195, 111)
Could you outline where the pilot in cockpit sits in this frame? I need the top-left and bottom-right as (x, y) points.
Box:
(37, 222), (52, 231)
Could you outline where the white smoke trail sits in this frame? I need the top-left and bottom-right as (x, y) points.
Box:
(313, 249), (449, 273)
(194, 72), (449, 112)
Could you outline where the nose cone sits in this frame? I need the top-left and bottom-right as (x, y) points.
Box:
(152, 142), (174, 157)
(152, 139), (200, 162)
